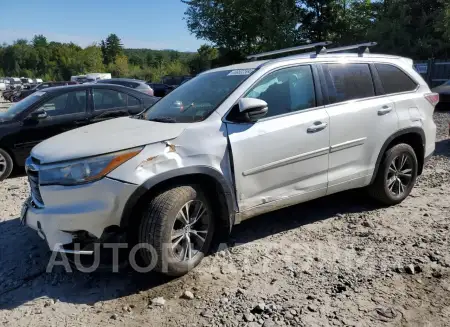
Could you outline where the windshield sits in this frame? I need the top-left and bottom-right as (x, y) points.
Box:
(144, 69), (254, 123)
(3, 92), (45, 118)
(445, 80), (450, 86)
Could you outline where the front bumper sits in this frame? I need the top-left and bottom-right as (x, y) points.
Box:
(23, 177), (138, 253)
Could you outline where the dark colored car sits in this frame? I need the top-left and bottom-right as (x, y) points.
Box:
(96, 78), (154, 96)
(146, 83), (175, 97)
(0, 83), (159, 180)
(18, 81), (78, 101)
(161, 75), (193, 87)
(432, 80), (450, 109)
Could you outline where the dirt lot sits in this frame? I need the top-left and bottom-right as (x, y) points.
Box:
(0, 97), (449, 326)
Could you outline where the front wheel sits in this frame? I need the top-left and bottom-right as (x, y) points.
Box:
(369, 143), (418, 205)
(138, 185), (215, 276)
(0, 148), (14, 181)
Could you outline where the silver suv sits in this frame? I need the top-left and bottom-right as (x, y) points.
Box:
(21, 43), (438, 275)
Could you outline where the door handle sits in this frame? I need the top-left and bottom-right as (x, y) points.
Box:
(378, 106), (393, 115)
(307, 121), (328, 133)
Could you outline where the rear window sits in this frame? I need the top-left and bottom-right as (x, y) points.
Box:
(324, 63), (375, 104)
(375, 64), (418, 94)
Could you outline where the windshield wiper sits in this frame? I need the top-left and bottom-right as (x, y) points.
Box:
(181, 102), (195, 113)
(149, 117), (177, 123)
(131, 112), (144, 120)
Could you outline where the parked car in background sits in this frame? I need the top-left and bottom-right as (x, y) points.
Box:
(20, 78), (35, 90)
(86, 73), (112, 82)
(1, 79), (11, 91)
(147, 83), (174, 97)
(161, 75), (193, 88)
(17, 81), (78, 101)
(432, 80), (450, 109)
(0, 83), (159, 180)
(20, 78), (33, 84)
(71, 75), (87, 83)
(20, 42), (437, 276)
(97, 78), (154, 96)
(34, 78), (43, 84)
(6, 78), (22, 90)
(0, 79), (6, 92)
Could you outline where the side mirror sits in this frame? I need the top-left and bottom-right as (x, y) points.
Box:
(238, 98), (268, 122)
(29, 108), (48, 120)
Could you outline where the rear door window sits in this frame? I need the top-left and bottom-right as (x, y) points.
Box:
(93, 89), (127, 111)
(127, 94), (141, 108)
(375, 64), (418, 94)
(324, 63), (375, 104)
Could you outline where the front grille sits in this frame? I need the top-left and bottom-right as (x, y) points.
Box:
(26, 157), (44, 207)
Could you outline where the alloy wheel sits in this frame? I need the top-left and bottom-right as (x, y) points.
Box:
(171, 200), (210, 262)
(386, 154), (413, 197)
(0, 152), (6, 177)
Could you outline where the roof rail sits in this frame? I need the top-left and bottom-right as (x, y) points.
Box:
(247, 41), (332, 60)
(326, 42), (377, 55)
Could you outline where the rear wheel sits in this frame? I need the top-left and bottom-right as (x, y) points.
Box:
(369, 143), (418, 205)
(0, 148), (13, 181)
(137, 185), (215, 276)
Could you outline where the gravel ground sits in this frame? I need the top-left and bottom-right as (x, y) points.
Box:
(0, 97), (449, 326)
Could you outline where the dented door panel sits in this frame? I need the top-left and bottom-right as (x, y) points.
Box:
(226, 108), (330, 212)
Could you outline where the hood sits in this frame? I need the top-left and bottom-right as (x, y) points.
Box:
(31, 117), (189, 164)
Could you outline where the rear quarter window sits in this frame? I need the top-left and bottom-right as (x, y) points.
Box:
(375, 64), (418, 94)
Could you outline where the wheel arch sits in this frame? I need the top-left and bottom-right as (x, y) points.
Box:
(120, 166), (237, 237)
(371, 127), (426, 184)
(0, 144), (17, 165)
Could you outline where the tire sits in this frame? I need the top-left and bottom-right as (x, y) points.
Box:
(369, 143), (418, 205)
(0, 148), (13, 181)
(137, 185), (215, 276)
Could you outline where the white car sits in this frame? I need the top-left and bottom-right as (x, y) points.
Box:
(22, 42), (437, 276)
(0, 79), (6, 91)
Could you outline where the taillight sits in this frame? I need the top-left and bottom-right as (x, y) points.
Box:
(424, 93), (439, 107)
(146, 88), (154, 96)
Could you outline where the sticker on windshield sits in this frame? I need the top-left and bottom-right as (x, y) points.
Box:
(227, 69), (255, 76)
(34, 91), (46, 97)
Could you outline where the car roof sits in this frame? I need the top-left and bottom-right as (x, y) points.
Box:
(98, 78), (146, 84)
(205, 52), (405, 74)
(41, 83), (143, 93)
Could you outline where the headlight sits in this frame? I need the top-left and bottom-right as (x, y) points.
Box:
(39, 147), (142, 186)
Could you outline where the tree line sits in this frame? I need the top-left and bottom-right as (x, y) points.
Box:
(0, 0), (449, 81)
(184, 0), (450, 63)
(0, 34), (217, 82)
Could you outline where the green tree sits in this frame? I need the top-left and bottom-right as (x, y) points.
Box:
(32, 35), (48, 48)
(369, 0), (450, 59)
(110, 54), (129, 77)
(183, 0), (304, 55)
(80, 45), (105, 73)
(146, 52), (156, 67)
(189, 44), (219, 74)
(101, 34), (124, 65)
(129, 54), (144, 67)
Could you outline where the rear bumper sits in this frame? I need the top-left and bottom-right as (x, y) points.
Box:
(23, 177), (138, 252)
